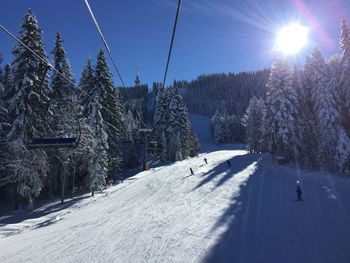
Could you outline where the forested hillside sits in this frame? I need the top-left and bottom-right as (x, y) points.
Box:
(181, 70), (269, 144)
(183, 70), (269, 117)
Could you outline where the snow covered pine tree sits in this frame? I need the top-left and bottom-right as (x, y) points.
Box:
(242, 96), (264, 153)
(264, 57), (299, 161)
(5, 10), (51, 208)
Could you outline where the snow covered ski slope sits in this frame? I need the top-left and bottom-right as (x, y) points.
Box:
(0, 114), (350, 263)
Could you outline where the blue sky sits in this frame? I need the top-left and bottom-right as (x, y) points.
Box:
(1, 0), (350, 87)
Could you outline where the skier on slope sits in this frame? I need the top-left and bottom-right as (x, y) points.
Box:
(190, 168), (194, 175)
(204, 158), (208, 164)
(296, 181), (303, 201)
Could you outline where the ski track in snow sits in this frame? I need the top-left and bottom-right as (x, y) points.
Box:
(0, 113), (350, 263)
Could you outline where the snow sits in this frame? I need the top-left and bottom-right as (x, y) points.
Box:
(0, 114), (350, 263)
(189, 113), (214, 146)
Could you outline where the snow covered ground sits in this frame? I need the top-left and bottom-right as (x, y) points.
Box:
(0, 114), (349, 263)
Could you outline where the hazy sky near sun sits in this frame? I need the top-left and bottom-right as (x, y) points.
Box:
(1, 0), (350, 87)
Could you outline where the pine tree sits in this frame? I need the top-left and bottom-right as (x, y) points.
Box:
(50, 32), (76, 141)
(48, 32), (78, 201)
(9, 9), (51, 139)
(264, 57), (299, 160)
(51, 32), (74, 97)
(120, 108), (142, 168)
(154, 84), (199, 161)
(166, 85), (199, 161)
(151, 82), (162, 112)
(154, 86), (169, 161)
(154, 86), (169, 142)
(166, 86), (182, 160)
(0, 54), (3, 83)
(230, 114), (245, 142)
(242, 96), (264, 153)
(78, 56), (109, 193)
(211, 110), (226, 144)
(2, 64), (12, 97)
(339, 20), (350, 123)
(5, 10), (51, 206)
(160, 130), (168, 161)
(86, 101), (108, 195)
(79, 57), (94, 116)
(289, 66), (306, 163)
(338, 19), (350, 160)
(303, 48), (349, 171)
(0, 58), (12, 202)
(0, 59), (11, 177)
(335, 129), (350, 173)
(95, 49), (125, 179)
(295, 56), (319, 167)
(328, 55), (350, 172)
(0, 56), (4, 105)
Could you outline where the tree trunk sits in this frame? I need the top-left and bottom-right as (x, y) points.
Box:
(27, 196), (34, 211)
(61, 165), (66, 204)
(71, 167), (75, 199)
(14, 186), (21, 210)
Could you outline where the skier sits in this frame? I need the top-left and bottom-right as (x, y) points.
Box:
(190, 168), (194, 175)
(296, 181), (303, 201)
(204, 158), (208, 164)
(227, 160), (232, 168)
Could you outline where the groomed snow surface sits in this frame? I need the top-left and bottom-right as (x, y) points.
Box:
(0, 114), (350, 263)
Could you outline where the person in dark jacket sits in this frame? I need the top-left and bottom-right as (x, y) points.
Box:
(296, 181), (303, 201)
(204, 158), (208, 164)
(190, 168), (194, 175)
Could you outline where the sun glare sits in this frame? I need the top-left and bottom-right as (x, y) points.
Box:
(275, 23), (309, 55)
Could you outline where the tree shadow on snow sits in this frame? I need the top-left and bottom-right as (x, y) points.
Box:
(203, 155), (350, 263)
(32, 216), (61, 229)
(193, 153), (260, 190)
(0, 196), (89, 226)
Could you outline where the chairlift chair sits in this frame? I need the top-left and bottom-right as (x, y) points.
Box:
(148, 140), (162, 155)
(27, 137), (77, 149)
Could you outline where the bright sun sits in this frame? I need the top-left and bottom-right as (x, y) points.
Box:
(275, 23), (309, 55)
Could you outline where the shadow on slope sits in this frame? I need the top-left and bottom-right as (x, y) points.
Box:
(203, 155), (350, 263)
(193, 153), (260, 190)
(0, 196), (89, 226)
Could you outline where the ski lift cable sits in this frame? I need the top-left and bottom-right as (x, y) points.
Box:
(83, 0), (147, 128)
(84, 0), (126, 88)
(84, 0), (148, 127)
(162, 0), (182, 89)
(0, 24), (127, 133)
(84, 0), (182, 125)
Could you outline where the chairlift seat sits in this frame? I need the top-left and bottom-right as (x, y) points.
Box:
(276, 156), (288, 165)
(27, 138), (77, 149)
